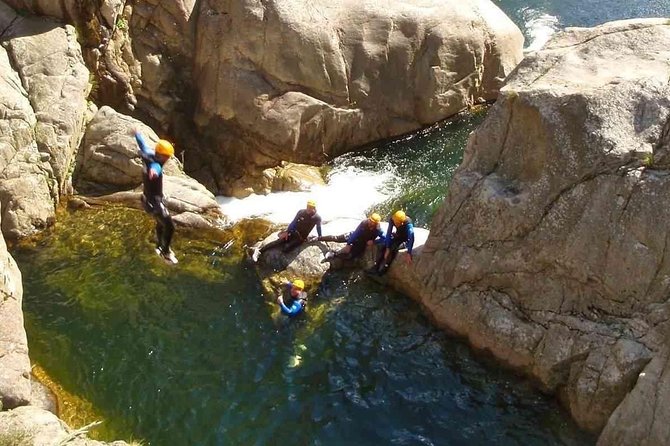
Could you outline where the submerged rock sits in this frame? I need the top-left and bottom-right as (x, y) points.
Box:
(412, 18), (670, 441)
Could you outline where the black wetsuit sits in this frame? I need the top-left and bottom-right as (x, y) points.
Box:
(136, 133), (174, 254)
(260, 209), (322, 254)
(322, 219), (385, 260)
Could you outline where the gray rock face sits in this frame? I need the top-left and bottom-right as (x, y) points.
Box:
(412, 19), (670, 439)
(193, 0), (523, 192)
(2, 12), (90, 193)
(0, 42), (54, 240)
(0, 206), (30, 410)
(0, 1), (523, 195)
(0, 405), (130, 446)
(0, 4), (89, 239)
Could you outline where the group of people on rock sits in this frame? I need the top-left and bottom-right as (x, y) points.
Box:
(251, 200), (415, 317)
(133, 132), (415, 318)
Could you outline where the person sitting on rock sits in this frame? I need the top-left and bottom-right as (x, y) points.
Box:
(369, 210), (414, 276)
(321, 213), (385, 262)
(251, 200), (322, 262)
(277, 279), (307, 317)
(135, 130), (178, 264)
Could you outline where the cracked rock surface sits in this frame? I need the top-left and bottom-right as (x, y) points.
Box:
(401, 19), (670, 443)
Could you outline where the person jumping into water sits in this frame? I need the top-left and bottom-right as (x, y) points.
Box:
(320, 213), (385, 262)
(251, 200), (322, 262)
(135, 130), (178, 264)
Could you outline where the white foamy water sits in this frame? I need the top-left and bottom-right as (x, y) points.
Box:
(522, 8), (560, 53)
(217, 165), (395, 225)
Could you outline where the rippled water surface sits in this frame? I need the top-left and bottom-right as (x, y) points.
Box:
(15, 201), (592, 445)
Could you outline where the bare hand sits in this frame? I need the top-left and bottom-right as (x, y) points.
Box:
(148, 169), (158, 180)
(405, 255), (413, 265)
(367, 240), (373, 246)
(278, 231), (288, 240)
(277, 296), (283, 304)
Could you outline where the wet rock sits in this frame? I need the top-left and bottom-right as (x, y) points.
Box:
(0, 205), (30, 410)
(0, 405), (130, 446)
(254, 218), (429, 288)
(412, 18), (670, 438)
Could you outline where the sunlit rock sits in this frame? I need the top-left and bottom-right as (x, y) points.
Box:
(0, 405), (130, 446)
(75, 106), (224, 229)
(0, 207), (30, 410)
(193, 0), (524, 193)
(0, 3), (89, 239)
(412, 18), (670, 439)
(254, 218), (429, 289)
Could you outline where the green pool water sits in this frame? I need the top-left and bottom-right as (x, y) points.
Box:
(12, 115), (594, 445)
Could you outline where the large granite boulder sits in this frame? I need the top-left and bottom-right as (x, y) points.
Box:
(0, 206), (31, 410)
(193, 0), (523, 193)
(0, 3), (89, 240)
(75, 106), (224, 228)
(0, 1), (522, 196)
(412, 18), (670, 441)
(0, 405), (129, 446)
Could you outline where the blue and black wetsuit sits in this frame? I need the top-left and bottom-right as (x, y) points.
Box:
(279, 283), (306, 316)
(136, 132), (174, 253)
(261, 208), (322, 254)
(321, 219), (385, 260)
(375, 216), (414, 274)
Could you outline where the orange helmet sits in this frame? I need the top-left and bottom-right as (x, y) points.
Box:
(369, 213), (381, 224)
(155, 139), (174, 157)
(306, 199), (316, 208)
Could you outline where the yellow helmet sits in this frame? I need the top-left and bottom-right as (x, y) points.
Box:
(155, 139), (174, 157)
(392, 210), (406, 226)
(292, 279), (305, 290)
(369, 212), (381, 224)
(306, 199), (316, 208)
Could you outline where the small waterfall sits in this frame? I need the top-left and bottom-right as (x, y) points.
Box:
(217, 163), (396, 225)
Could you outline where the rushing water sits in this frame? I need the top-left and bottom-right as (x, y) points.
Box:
(13, 2), (670, 445)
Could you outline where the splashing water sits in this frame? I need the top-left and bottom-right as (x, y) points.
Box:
(217, 164), (394, 225)
(522, 8), (560, 52)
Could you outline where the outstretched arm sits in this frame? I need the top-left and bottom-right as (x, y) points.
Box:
(316, 218), (322, 237)
(135, 132), (155, 160)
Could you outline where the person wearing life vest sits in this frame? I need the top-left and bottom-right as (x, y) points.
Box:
(321, 213), (385, 262)
(135, 131), (178, 264)
(370, 210), (414, 275)
(251, 200), (322, 262)
(277, 279), (307, 317)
